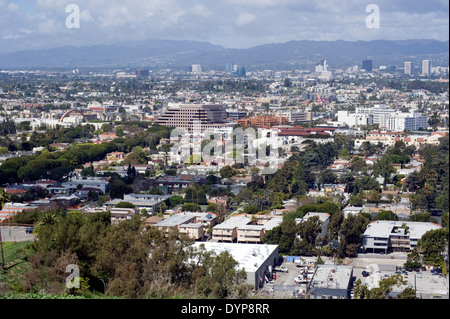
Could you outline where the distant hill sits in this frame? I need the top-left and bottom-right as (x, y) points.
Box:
(0, 39), (448, 69)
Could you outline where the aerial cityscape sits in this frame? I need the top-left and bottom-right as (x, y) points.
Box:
(0, 0), (448, 308)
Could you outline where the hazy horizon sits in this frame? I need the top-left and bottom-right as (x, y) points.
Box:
(0, 0), (448, 53)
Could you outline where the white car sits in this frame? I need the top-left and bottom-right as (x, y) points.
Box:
(280, 266), (289, 273)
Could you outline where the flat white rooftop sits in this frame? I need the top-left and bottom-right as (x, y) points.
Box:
(309, 264), (353, 290)
(363, 220), (441, 239)
(190, 242), (278, 273)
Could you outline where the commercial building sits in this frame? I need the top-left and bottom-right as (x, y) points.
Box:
(307, 264), (354, 299)
(156, 104), (233, 132)
(338, 105), (428, 131)
(422, 60), (431, 75)
(404, 61), (412, 75)
(362, 220), (441, 253)
(236, 115), (289, 128)
(362, 60), (373, 72)
(190, 242), (279, 290)
(135, 69), (149, 77)
(191, 64), (202, 74)
(381, 112), (429, 132)
(337, 110), (373, 128)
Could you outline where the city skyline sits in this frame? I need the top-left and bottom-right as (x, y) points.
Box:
(0, 0), (448, 53)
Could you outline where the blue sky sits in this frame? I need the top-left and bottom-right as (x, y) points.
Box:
(0, 0), (448, 52)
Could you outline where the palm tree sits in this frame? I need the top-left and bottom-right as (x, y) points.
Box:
(34, 211), (58, 237)
(394, 194), (402, 215)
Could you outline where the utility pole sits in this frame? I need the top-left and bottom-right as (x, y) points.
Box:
(0, 226), (5, 272)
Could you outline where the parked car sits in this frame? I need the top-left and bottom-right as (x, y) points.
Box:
(432, 268), (442, 275)
(25, 227), (34, 234)
(280, 266), (288, 273)
(362, 271), (370, 277)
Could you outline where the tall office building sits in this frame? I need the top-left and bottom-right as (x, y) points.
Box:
(362, 60), (373, 72)
(236, 66), (247, 77)
(422, 60), (431, 75)
(156, 104), (233, 132)
(192, 64), (202, 74)
(135, 69), (149, 77)
(225, 63), (234, 73)
(404, 62), (412, 75)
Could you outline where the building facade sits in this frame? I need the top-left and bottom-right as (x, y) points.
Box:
(362, 220), (441, 253)
(156, 104), (232, 132)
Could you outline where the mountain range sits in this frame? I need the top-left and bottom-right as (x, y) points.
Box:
(0, 39), (448, 70)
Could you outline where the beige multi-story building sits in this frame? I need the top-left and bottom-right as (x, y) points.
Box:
(155, 212), (217, 240)
(156, 104), (233, 132)
(212, 214), (282, 243)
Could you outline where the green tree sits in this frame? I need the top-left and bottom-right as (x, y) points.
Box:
(417, 228), (449, 265)
(220, 165), (236, 179)
(339, 214), (368, 257)
(182, 203), (202, 212)
(115, 202), (136, 209)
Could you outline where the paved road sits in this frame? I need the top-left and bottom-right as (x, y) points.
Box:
(0, 226), (35, 243)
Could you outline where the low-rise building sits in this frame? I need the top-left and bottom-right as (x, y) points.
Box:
(103, 193), (172, 214)
(212, 214), (282, 243)
(190, 242), (279, 290)
(155, 212), (217, 240)
(86, 207), (138, 224)
(0, 202), (36, 221)
(295, 212), (331, 239)
(62, 176), (109, 193)
(307, 264), (354, 299)
(362, 220), (441, 253)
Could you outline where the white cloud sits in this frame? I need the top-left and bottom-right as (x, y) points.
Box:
(235, 12), (256, 27)
(0, 0), (447, 52)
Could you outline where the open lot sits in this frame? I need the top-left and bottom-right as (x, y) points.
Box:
(1, 226), (35, 243)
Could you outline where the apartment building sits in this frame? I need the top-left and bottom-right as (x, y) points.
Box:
(295, 212), (331, 239)
(362, 220), (441, 253)
(212, 214), (282, 243)
(155, 212), (217, 240)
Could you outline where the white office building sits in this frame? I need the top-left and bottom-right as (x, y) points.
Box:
(337, 110), (373, 128)
(404, 62), (412, 75)
(191, 64), (202, 74)
(422, 60), (431, 75)
(380, 112), (429, 132)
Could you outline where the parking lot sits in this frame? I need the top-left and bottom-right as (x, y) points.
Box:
(0, 226), (35, 243)
(354, 265), (449, 299)
(262, 254), (449, 299)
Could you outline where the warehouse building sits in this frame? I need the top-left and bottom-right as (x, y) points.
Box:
(190, 242), (279, 290)
(307, 264), (354, 299)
